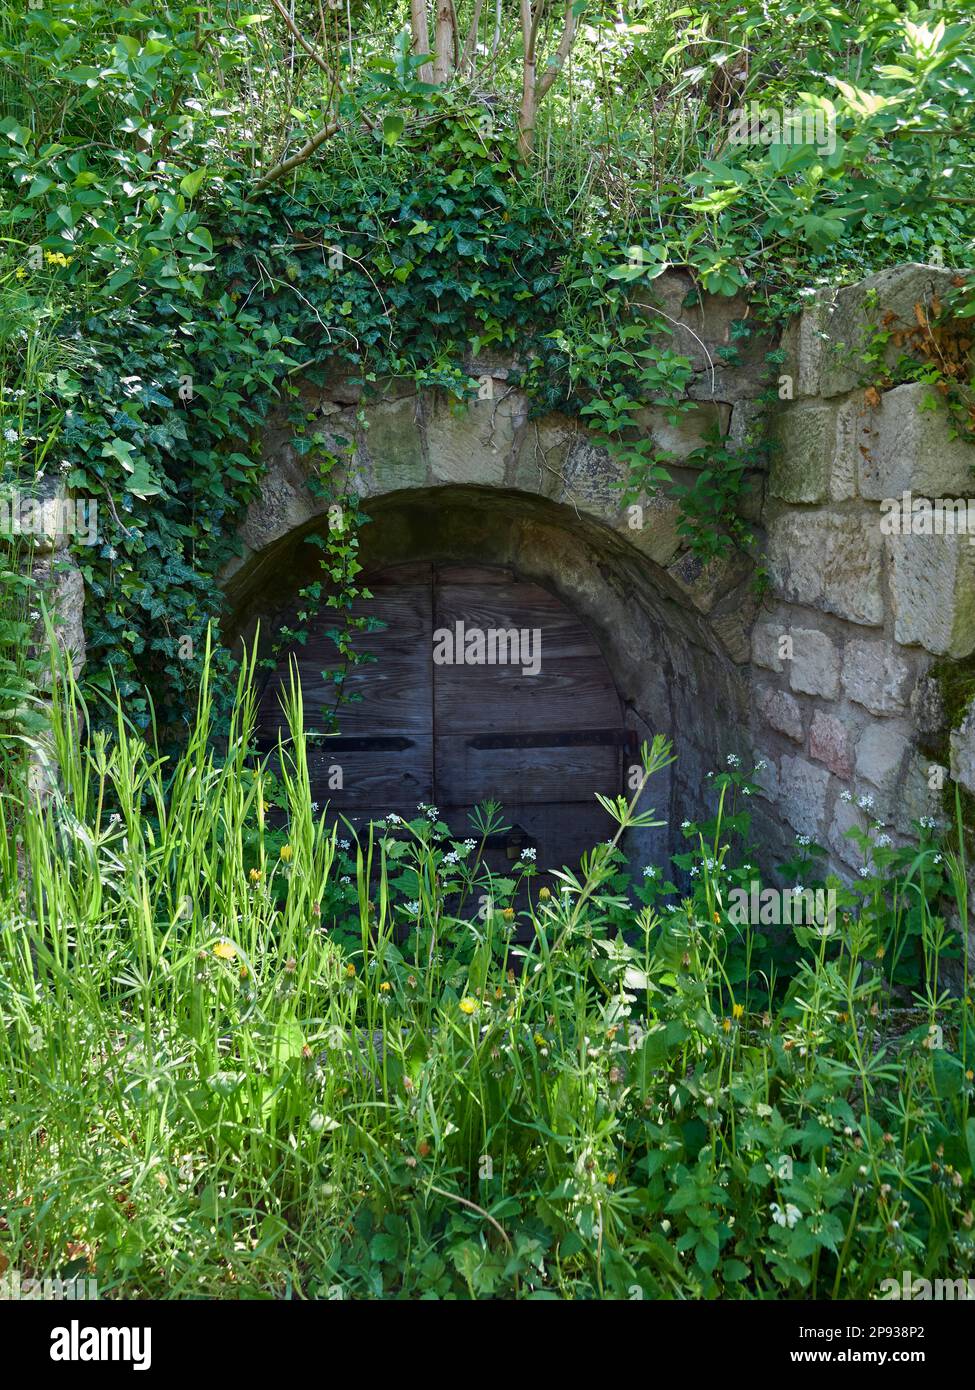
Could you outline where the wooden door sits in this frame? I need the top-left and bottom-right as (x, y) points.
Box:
(256, 563), (628, 880)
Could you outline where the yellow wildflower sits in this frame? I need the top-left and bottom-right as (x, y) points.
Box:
(459, 996), (478, 1015)
(538, 887), (550, 901)
(248, 867), (262, 883)
(212, 940), (236, 961)
(606, 1172), (617, 1187)
(279, 844), (293, 862)
(345, 962), (356, 979)
(380, 981), (391, 993)
(732, 1002), (744, 1020)
(722, 1018), (732, 1033)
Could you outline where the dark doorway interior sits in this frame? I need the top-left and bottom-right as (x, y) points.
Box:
(255, 561), (631, 878)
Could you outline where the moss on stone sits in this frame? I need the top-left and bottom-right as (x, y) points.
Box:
(930, 652), (975, 840)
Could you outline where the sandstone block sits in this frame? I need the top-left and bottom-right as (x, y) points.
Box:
(769, 401), (836, 503)
(886, 530), (975, 657)
(789, 627), (840, 699)
(778, 754), (831, 838)
(842, 640), (914, 715)
(757, 686), (804, 742)
(855, 722), (911, 797)
(808, 710), (854, 777)
(857, 382), (975, 500)
(766, 510), (884, 626)
(427, 392), (524, 486)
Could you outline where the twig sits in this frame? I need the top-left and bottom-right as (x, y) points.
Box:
(426, 1183), (513, 1250)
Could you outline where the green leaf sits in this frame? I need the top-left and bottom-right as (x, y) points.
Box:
(382, 115), (406, 147)
(179, 168), (206, 198)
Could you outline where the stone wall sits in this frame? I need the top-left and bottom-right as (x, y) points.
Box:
(35, 259), (973, 882)
(223, 261), (975, 883)
(751, 264), (973, 877)
(223, 267), (775, 855)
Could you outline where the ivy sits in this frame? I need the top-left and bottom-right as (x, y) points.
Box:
(2, 3), (973, 745)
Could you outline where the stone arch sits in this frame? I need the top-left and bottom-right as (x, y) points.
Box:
(220, 263), (965, 887)
(226, 453), (751, 867)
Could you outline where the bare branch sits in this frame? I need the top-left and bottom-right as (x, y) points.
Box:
(269, 0), (334, 82)
(255, 0), (348, 188)
(460, 0), (485, 75)
(537, 1), (578, 102)
(254, 118), (341, 189)
(518, 0), (579, 158)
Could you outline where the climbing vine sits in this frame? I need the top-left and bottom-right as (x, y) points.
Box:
(1, 3), (973, 741)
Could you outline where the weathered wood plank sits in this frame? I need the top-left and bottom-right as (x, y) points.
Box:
(435, 734), (621, 804)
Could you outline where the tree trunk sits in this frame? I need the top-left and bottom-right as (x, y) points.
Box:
(411, 0), (434, 83)
(433, 0), (456, 84)
(518, 0), (578, 159)
(518, 0), (537, 159)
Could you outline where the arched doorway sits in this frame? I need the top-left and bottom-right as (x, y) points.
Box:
(255, 561), (631, 875)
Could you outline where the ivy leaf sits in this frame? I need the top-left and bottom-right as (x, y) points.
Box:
(124, 461), (165, 499)
(101, 438), (137, 470)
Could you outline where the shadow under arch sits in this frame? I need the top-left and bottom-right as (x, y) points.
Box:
(222, 484), (753, 864)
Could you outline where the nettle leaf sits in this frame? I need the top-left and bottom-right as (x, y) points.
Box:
(382, 114), (405, 146)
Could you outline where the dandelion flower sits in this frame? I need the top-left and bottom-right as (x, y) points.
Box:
(212, 940), (237, 961)
(459, 997), (478, 1015)
(279, 844), (293, 862)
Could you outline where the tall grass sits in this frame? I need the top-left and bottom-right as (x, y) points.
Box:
(0, 637), (973, 1298)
